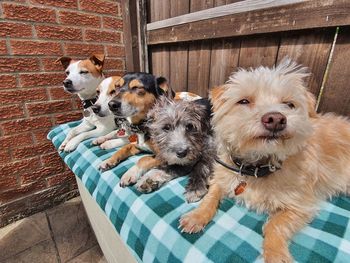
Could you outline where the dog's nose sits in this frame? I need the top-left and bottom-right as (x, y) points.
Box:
(261, 112), (287, 132)
(108, 100), (121, 111)
(63, 79), (72, 87)
(176, 149), (188, 158)
(91, 104), (100, 114)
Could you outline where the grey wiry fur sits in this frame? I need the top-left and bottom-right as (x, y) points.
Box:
(135, 97), (216, 203)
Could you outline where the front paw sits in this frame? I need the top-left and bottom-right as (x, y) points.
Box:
(135, 177), (159, 193)
(263, 248), (293, 263)
(58, 142), (67, 152)
(119, 166), (140, 187)
(92, 137), (106, 146)
(63, 141), (78, 152)
(99, 159), (118, 172)
(99, 141), (115, 150)
(179, 211), (208, 234)
(184, 188), (207, 203)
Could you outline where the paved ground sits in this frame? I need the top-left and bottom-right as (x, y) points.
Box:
(0, 197), (106, 263)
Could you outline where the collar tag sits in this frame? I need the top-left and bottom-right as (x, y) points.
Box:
(234, 181), (247, 195)
(83, 109), (91, 117)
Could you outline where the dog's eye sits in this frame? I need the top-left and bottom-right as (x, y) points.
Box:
(96, 90), (100, 95)
(136, 88), (146, 96)
(80, 70), (89, 75)
(110, 90), (116, 96)
(162, 124), (171, 131)
(237, 99), (250, 105)
(65, 71), (69, 76)
(284, 102), (295, 109)
(186, 123), (196, 132)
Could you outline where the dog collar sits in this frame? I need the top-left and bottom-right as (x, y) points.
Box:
(82, 98), (97, 109)
(215, 157), (279, 178)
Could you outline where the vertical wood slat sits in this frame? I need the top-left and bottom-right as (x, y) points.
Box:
(318, 26), (350, 116)
(149, 0), (170, 78)
(187, 0), (214, 97)
(169, 0), (190, 92)
(276, 29), (335, 96)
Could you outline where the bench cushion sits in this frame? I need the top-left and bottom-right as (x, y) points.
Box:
(48, 121), (350, 263)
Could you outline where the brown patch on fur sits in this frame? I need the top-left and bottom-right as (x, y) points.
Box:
(137, 156), (162, 171)
(210, 86), (226, 111)
(79, 59), (103, 78)
(306, 91), (317, 118)
(104, 143), (141, 167)
(129, 79), (142, 88)
(108, 77), (124, 95)
(122, 92), (156, 124)
(55, 56), (76, 69)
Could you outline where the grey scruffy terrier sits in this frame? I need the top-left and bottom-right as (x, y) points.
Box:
(135, 97), (216, 203)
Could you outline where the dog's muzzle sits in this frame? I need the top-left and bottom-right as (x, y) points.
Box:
(108, 100), (122, 114)
(63, 79), (75, 93)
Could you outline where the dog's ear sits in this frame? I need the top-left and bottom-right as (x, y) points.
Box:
(55, 56), (72, 70)
(210, 85), (227, 112)
(306, 91), (318, 118)
(90, 54), (105, 71)
(156, 77), (175, 98)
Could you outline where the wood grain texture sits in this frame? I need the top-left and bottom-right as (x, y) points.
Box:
(239, 35), (280, 68)
(318, 27), (350, 116)
(147, 0), (350, 45)
(277, 28), (335, 96)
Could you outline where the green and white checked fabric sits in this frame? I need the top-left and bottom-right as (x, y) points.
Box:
(48, 121), (350, 263)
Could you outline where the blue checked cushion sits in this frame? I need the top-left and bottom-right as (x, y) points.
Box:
(48, 121), (350, 263)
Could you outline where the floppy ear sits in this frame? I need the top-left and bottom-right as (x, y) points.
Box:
(156, 76), (174, 98)
(209, 85), (226, 112)
(89, 54), (105, 71)
(55, 56), (72, 70)
(306, 91), (318, 118)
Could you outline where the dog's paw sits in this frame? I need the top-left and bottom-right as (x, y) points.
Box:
(99, 141), (115, 150)
(119, 166), (140, 187)
(58, 142), (67, 152)
(99, 159), (116, 172)
(184, 188), (208, 203)
(179, 211), (207, 234)
(135, 176), (159, 193)
(92, 137), (106, 146)
(63, 141), (78, 152)
(263, 248), (293, 263)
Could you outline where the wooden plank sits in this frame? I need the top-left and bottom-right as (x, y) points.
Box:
(149, 0), (170, 77)
(147, 0), (307, 31)
(147, 0), (350, 45)
(187, 0), (214, 97)
(168, 0), (190, 92)
(318, 27), (350, 116)
(239, 35), (280, 68)
(277, 28), (335, 96)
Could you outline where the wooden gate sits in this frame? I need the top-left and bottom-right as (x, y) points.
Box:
(122, 0), (350, 115)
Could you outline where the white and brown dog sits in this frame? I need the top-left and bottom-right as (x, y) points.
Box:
(56, 54), (124, 152)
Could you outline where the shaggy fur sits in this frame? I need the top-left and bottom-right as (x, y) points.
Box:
(134, 97), (215, 202)
(179, 59), (350, 262)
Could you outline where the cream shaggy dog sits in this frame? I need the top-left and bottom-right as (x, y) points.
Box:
(179, 59), (350, 263)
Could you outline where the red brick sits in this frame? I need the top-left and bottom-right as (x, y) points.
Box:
(0, 40), (7, 55)
(27, 100), (74, 116)
(21, 166), (60, 185)
(12, 142), (55, 160)
(0, 58), (40, 73)
(0, 88), (47, 105)
(49, 86), (73, 100)
(0, 175), (18, 191)
(2, 3), (57, 23)
(19, 72), (64, 87)
(85, 29), (121, 43)
(41, 58), (64, 72)
(0, 104), (24, 121)
(0, 75), (17, 90)
(29, 0), (78, 9)
(54, 111), (82, 124)
(0, 157), (41, 177)
(104, 70), (125, 78)
(80, 0), (119, 15)
(47, 170), (74, 187)
(1, 116), (52, 135)
(33, 128), (51, 142)
(106, 45), (125, 57)
(58, 10), (101, 27)
(0, 133), (33, 149)
(0, 150), (12, 165)
(11, 40), (62, 56)
(104, 58), (124, 70)
(0, 21), (33, 38)
(41, 152), (65, 170)
(64, 43), (104, 56)
(103, 17), (123, 30)
(0, 180), (47, 203)
(35, 25), (82, 41)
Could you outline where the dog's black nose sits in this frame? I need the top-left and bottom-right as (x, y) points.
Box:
(261, 112), (287, 132)
(63, 79), (72, 87)
(108, 100), (121, 111)
(176, 149), (188, 158)
(91, 104), (100, 114)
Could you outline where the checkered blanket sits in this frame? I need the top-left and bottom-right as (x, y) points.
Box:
(48, 121), (350, 263)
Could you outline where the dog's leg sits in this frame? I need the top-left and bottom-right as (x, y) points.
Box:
(59, 120), (94, 151)
(99, 143), (142, 171)
(263, 209), (314, 263)
(100, 138), (129, 150)
(135, 168), (175, 193)
(92, 130), (117, 146)
(64, 128), (108, 152)
(179, 183), (223, 233)
(184, 159), (212, 203)
(120, 156), (162, 187)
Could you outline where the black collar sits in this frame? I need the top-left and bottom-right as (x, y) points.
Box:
(82, 98), (97, 109)
(215, 157), (280, 178)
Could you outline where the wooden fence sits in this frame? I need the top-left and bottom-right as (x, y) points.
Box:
(122, 0), (350, 116)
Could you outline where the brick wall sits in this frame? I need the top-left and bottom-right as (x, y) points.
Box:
(0, 0), (125, 227)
